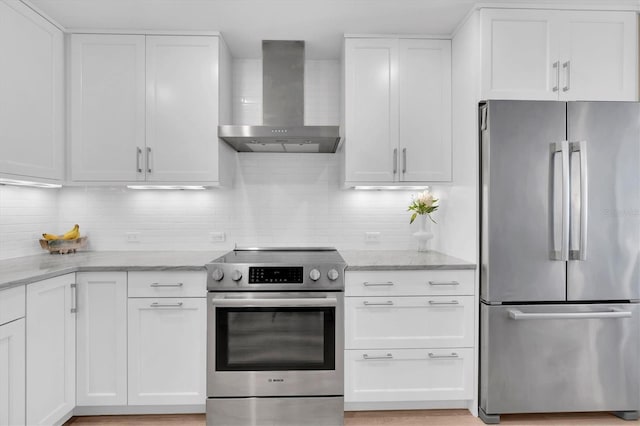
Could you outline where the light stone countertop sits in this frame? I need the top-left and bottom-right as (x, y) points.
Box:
(0, 249), (476, 291)
(341, 250), (475, 271)
(0, 251), (226, 290)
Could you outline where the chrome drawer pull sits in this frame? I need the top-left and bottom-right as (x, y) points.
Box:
(150, 283), (184, 288)
(428, 280), (460, 286)
(363, 281), (394, 287)
(428, 352), (459, 359)
(428, 300), (459, 305)
(150, 302), (183, 308)
(363, 353), (393, 360)
(363, 301), (394, 306)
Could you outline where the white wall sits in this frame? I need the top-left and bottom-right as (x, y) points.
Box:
(0, 185), (59, 259)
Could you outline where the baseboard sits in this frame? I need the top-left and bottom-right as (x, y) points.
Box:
(73, 405), (205, 416)
(345, 400), (470, 411)
(54, 409), (74, 426)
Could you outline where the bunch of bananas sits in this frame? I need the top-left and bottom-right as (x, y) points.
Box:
(42, 224), (80, 241)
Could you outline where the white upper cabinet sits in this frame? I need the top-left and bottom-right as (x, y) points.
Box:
(70, 35), (146, 181)
(0, 0), (63, 182)
(343, 37), (452, 186)
(481, 9), (637, 101)
(399, 39), (451, 182)
(69, 33), (234, 185)
(145, 36), (220, 182)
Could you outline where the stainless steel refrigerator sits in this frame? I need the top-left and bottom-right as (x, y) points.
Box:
(479, 100), (640, 424)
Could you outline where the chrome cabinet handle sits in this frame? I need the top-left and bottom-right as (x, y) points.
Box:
(393, 148), (398, 174)
(146, 147), (152, 173)
(428, 280), (460, 286)
(363, 353), (393, 360)
(428, 352), (459, 359)
(150, 302), (183, 308)
(552, 61), (560, 92)
(428, 300), (459, 305)
(136, 147), (143, 173)
(570, 141), (588, 261)
(549, 141), (570, 261)
(402, 148), (406, 174)
(508, 308), (631, 320)
(363, 281), (394, 287)
(562, 61), (570, 92)
(150, 283), (184, 288)
(363, 300), (394, 306)
(70, 283), (77, 314)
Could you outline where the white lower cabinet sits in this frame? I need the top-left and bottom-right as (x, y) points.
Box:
(344, 269), (475, 407)
(0, 284), (26, 426)
(127, 297), (206, 405)
(345, 348), (474, 402)
(76, 272), (128, 406)
(26, 274), (76, 425)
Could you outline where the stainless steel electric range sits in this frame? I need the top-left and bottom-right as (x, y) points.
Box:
(205, 247), (346, 426)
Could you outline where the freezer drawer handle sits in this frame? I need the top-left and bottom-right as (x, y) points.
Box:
(428, 280), (460, 286)
(363, 353), (393, 360)
(507, 308), (631, 320)
(363, 300), (394, 306)
(363, 281), (394, 287)
(428, 352), (459, 359)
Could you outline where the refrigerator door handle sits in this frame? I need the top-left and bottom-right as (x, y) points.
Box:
(570, 141), (588, 261)
(508, 308), (631, 320)
(549, 141), (570, 261)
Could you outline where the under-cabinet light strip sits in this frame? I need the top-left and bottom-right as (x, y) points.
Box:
(0, 179), (62, 189)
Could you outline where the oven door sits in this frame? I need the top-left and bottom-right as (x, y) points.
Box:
(207, 292), (344, 397)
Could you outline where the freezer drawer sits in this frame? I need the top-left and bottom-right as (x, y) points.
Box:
(481, 303), (639, 416)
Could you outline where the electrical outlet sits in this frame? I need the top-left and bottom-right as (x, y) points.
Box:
(126, 232), (141, 243)
(364, 232), (381, 243)
(209, 231), (226, 242)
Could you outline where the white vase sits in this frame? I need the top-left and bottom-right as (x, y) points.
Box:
(413, 215), (434, 252)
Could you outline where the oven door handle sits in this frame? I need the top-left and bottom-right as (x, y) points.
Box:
(211, 296), (338, 308)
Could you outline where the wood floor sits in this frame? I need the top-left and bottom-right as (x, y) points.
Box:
(64, 410), (637, 425)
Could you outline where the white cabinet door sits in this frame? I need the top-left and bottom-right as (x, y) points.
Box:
(26, 274), (76, 426)
(76, 272), (128, 406)
(399, 39), (451, 182)
(145, 36), (220, 182)
(70, 34), (146, 182)
(345, 296), (474, 349)
(0, 318), (25, 426)
(559, 11), (637, 101)
(0, 0), (63, 181)
(481, 9), (560, 100)
(345, 348), (474, 402)
(128, 298), (206, 405)
(344, 38), (399, 183)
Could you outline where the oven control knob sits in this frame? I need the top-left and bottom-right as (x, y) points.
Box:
(327, 269), (339, 281)
(211, 268), (224, 281)
(231, 270), (243, 282)
(309, 269), (321, 281)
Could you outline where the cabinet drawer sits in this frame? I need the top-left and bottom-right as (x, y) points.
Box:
(346, 270), (474, 297)
(345, 348), (474, 402)
(0, 285), (26, 325)
(128, 271), (206, 298)
(346, 295), (473, 349)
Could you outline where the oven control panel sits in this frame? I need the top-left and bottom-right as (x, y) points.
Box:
(249, 267), (304, 284)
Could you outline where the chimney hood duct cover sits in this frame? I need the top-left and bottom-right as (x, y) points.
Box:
(218, 40), (341, 153)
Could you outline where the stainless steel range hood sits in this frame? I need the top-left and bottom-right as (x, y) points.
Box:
(218, 41), (341, 153)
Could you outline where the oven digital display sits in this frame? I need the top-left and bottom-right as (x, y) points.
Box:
(249, 267), (304, 284)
